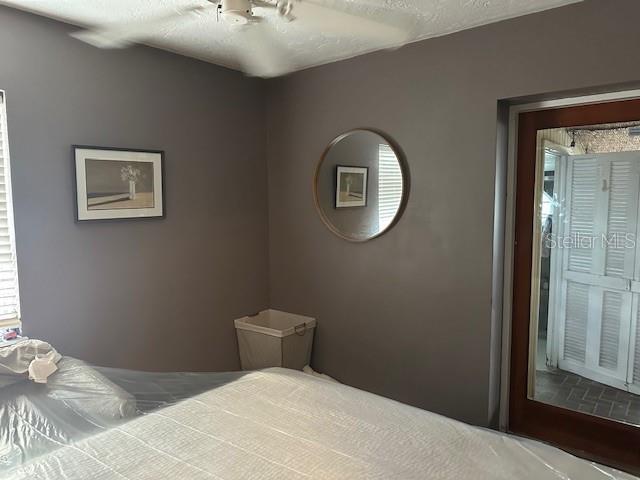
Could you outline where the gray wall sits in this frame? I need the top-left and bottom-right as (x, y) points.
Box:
(0, 6), (269, 372)
(266, 0), (640, 426)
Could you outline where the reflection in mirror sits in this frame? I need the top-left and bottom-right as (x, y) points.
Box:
(314, 129), (407, 242)
(529, 121), (640, 427)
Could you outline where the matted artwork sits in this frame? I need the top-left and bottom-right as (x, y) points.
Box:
(336, 166), (368, 208)
(74, 146), (164, 221)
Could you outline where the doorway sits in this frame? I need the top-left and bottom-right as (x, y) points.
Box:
(509, 97), (640, 473)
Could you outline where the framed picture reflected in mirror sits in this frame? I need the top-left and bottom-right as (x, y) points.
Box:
(335, 165), (368, 208)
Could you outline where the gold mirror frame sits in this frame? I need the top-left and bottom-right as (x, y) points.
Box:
(313, 128), (410, 242)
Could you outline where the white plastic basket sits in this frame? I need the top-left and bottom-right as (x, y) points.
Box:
(234, 309), (316, 371)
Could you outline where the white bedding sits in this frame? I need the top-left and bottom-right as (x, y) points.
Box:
(2, 368), (635, 479)
(0, 357), (136, 469)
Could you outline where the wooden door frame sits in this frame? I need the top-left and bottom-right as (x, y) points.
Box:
(501, 90), (640, 473)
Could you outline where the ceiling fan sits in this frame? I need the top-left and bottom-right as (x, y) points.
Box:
(70, 0), (417, 78)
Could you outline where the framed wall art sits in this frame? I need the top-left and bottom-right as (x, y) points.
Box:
(73, 146), (164, 221)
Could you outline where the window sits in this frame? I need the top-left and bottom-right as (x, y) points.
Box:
(378, 144), (403, 231)
(0, 92), (20, 332)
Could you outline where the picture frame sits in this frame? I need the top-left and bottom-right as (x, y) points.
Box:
(335, 165), (368, 208)
(73, 146), (164, 221)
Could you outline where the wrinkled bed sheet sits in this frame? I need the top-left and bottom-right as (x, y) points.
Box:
(2, 367), (636, 480)
(0, 356), (245, 470)
(0, 357), (136, 468)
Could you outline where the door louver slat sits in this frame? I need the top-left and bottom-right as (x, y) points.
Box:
(634, 301), (640, 385)
(568, 159), (598, 273)
(599, 290), (622, 370)
(564, 281), (589, 363)
(605, 160), (636, 278)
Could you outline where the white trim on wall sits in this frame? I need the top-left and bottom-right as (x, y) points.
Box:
(498, 88), (640, 431)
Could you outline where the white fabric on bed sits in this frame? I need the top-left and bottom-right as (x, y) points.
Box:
(0, 339), (60, 379)
(0, 357), (136, 469)
(2, 368), (635, 480)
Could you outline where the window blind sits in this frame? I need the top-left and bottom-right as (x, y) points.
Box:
(378, 144), (403, 231)
(0, 93), (20, 328)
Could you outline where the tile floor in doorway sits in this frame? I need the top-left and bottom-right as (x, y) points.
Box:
(535, 369), (640, 426)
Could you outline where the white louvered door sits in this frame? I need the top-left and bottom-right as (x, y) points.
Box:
(629, 299), (640, 394)
(557, 152), (639, 391)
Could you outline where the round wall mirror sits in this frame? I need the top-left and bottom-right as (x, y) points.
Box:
(314, 129), (409, 242)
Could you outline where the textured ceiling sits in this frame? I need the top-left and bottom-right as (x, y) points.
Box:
(2, 0), (582, 75)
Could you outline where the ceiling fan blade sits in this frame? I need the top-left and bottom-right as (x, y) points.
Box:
(292, 0), (418, 47)
(236, 22), (293, 78)
(70, 4), (214, 49)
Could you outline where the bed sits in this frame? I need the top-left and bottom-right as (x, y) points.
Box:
(1, 367), (635, 480)
(0, 352), (245, 470)
(0, 356), (137, 467)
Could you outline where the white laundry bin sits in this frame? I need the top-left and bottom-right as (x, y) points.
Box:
(235, 309), (316, 371)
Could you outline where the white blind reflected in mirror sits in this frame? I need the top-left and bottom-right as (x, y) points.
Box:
(0, 93), (20, 327)
(378, 144), (403, 231)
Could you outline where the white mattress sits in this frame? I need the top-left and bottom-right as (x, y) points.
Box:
(2, 368), (635, 480)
